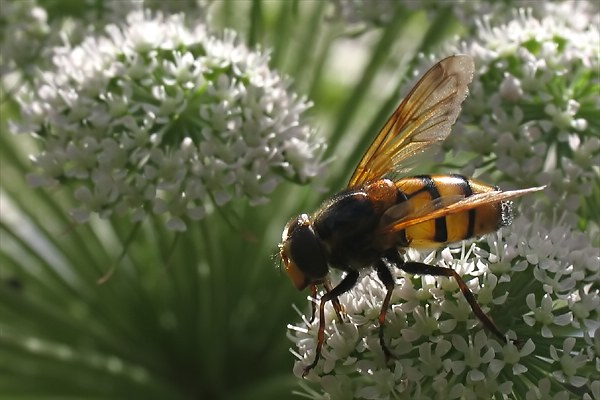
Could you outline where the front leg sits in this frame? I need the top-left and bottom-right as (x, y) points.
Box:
(309, 280), (345, 324)
(302, 269), (359, 377)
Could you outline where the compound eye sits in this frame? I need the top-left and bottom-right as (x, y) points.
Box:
(280, 215), (328, 291)
(280, 243), (309, 290)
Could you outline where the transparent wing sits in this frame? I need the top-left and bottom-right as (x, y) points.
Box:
(348, 55), (475, 188)
(379, 186), (546, 234)
(380, 195), (465, 226)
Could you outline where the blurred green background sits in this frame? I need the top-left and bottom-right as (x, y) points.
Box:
(0, 1), (465, 398)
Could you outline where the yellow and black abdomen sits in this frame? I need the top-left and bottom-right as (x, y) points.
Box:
(394, 174), (510, 249)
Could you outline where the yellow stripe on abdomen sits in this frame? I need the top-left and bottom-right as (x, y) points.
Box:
(395, 174), (505, 249)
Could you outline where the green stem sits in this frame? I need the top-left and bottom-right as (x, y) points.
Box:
(324, 8), (414, 160)
(290, 0), (330, 91)
(248, 0), (263, 48)
(270, 0), (295, 69)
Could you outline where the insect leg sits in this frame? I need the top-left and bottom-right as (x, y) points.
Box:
(309, 284), (318, 323)
(324, 280), (346, 322)
(309, 280), (345, 324)
(399, 261), (507, 343)
(309, 281), (345, 323)
(302, 269), (359, 377)
(374, 251), (398, 362)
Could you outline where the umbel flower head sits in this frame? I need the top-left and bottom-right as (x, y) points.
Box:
(288, 214), (599, 399)
(442, 8), (600, 222)
(12, 10), (325, 231)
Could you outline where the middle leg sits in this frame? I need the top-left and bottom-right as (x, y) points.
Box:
(374, 249), (401, 362)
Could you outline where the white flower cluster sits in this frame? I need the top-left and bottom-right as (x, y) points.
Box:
(0, 0), (50, 75)
(12, 11), (325, 231)
(443, 8), (600, 221)
(288, 214), (599, 398)
(0, 0), (211, 78)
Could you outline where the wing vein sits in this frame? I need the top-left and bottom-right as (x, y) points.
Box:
(348, 55), (475, 188)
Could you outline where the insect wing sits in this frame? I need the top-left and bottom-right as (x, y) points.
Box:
(348, 55), (475, 188)
(380, 194), (466, 225)
(379, 186), (546, 234)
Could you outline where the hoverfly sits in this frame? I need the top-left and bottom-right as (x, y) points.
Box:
(279, 55), (544, 377)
